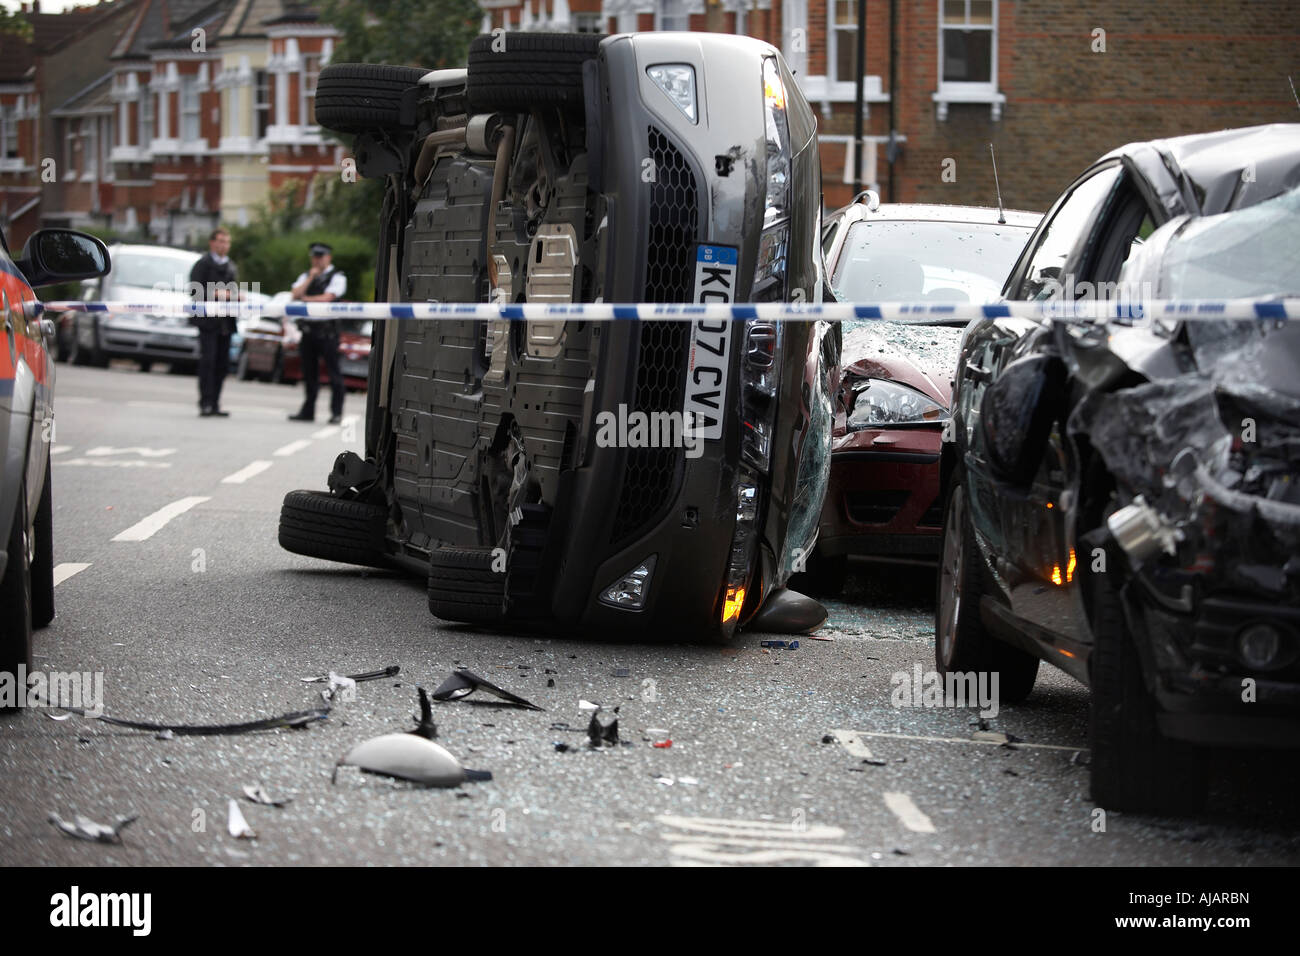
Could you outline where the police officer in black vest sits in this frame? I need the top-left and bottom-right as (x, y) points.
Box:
(287, 242), (347, 424)
(189, 227), (238, 417)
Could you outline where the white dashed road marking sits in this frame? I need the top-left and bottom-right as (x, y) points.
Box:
(221, 460), (273, 484)
(883, 792), (936, 834)
(657, 815), (869, 866)
(831, 728), (875, 759)
(310, 425), (339, 440)
(49, 446), (70, 456)
(273, 439), (313, 457)
(112, 496), (210, 542)
(52, 563), (91, 586)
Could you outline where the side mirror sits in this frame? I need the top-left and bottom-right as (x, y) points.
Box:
(979, 354), (1066, 485)
(17, 229), (111, 288)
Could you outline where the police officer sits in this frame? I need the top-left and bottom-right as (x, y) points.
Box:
(189, 227), (238, 417)
(287, 242), (347, 424)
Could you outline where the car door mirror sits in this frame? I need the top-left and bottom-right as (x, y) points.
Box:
(979, 354), (1066, 485)
(17, 229), (111, 288)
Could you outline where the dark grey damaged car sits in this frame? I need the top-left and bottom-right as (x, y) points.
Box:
(279, 32), (837, 642)
(938, 123), (1300, 812)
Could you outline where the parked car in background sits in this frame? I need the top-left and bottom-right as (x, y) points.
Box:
(280, 319), (372, 391)
(229, 289), (273, 372)
(279, 31), (836, 642)
(939, 123), (1300, 812)
(798, 199), (1038, 593)
(62, 244), (201, 372)
(235, 292), (292, 382)
(1, 227), (110, 689)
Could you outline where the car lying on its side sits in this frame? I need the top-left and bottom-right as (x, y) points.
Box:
(278, 31), (837, 642)
(2, 227), (110, 691)
(63, 243), (202, 373)
(797, 198), (1038, 593)
(938, 123), (1300, 812)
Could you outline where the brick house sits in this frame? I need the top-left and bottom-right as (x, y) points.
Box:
(11, 0), (1300, 250)
(482, 0), (1300, 212)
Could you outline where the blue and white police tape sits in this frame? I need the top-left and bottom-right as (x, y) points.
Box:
(34, 298), (1300, 322)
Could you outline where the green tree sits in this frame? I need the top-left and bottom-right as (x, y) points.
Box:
(0, 8), (34, 42)
(321, 0), (483, 68)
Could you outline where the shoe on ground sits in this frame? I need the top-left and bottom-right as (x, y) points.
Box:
(212, 408), (230, 417)
(199, 407), (215, 417)
(288, 412), (315, 422)
(328, 415), (343, 425)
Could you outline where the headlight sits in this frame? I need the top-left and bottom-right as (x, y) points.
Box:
(754, 58), (792, 301)
(647, 64), (698, 124)
(848, 379), (948, 428)
(760, 57), (790, 229)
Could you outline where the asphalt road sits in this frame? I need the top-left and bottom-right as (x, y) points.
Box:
(2, 361), (1298, 867)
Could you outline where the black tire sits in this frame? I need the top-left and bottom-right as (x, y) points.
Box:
(236, 347), (255, 382)
(88, 323), (109, 368)
(935, 475), (1039, 704)
(1087, 563), (1207, 813)
(278, 489), (389, 568)
(31, 457), (54, 629)
(55, 325), (71, 363)
(315, 63), (430, 135)
(428, 546), (506, 624)
(0, 483), (33, 707)
(270, 352), (285, 384)
(138, 360), (153, 373)
(788, 549), (848, 598)
(466, 32), (603, 112)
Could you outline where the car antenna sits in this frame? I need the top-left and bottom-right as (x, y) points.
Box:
(989, 143), (1006, 225)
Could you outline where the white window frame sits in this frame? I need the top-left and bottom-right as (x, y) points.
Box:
(828, 0), (860, 85)
(254, 69), (271, 140)
(933, 0), (1004, 120)
(656, 0), (689, 32)
(139, 88), (154, 144)
(301, 53), (321, 127)
(0, 105), (17, 161)
(573, 12), (602, 32)
(181, 76), (201, 142)
(782, 0), (808, 76)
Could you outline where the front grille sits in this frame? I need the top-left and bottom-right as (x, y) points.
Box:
(611, 320), (690, 543)
(847, 491), (909, 525)
(644, 126), (697, 302)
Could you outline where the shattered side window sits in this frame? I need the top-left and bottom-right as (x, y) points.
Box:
(1153, 185), (1300, 299)
(1018, 165), (1123, 300)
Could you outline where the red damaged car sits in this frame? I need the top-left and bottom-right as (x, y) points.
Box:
(802, 197), (1039, 593)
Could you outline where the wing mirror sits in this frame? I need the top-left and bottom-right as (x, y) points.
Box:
(16, 229), (111, 288)
(979, 354), (1066, 485)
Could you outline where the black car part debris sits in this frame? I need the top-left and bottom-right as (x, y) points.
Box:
(410, 687), (438, 739)
(747, 589), (828, 634)
(44, 703), (329, 735)
(587, 711), (619, 747)
(431, 668), (544, 711)
(49, 812), (138, 844)
(243, 784), (293, 808)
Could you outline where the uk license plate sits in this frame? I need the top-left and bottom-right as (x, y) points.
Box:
(685, 244), (737, 441)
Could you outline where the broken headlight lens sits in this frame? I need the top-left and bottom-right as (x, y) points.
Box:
(647, 64), (698, 124)
(848, 379), (948, 428)
(598, 555), (657, 610)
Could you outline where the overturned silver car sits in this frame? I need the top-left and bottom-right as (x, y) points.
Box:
(279, 32), (837, 642)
